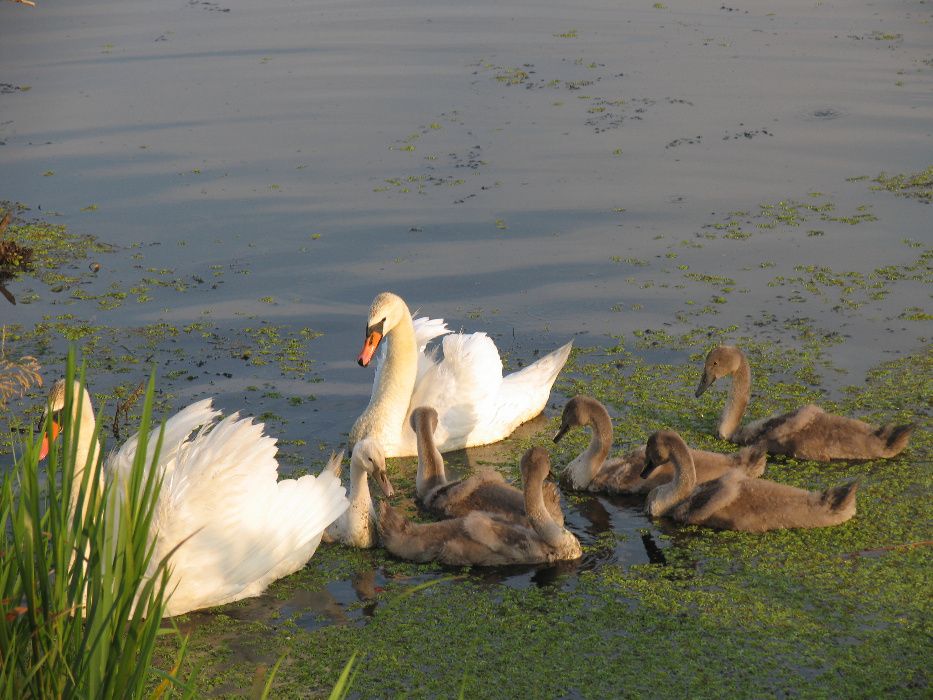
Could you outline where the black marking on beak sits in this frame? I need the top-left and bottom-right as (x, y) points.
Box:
(358, 318), (386, 367)
(553, 424), (570, 443)
(365, 318), (385, 339)
(37, 408), (61, 433)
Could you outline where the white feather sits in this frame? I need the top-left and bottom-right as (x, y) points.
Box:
(104, 401), (349, 616)
(361, 297), (572, 457)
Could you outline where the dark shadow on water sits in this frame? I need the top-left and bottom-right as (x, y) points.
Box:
(641, 530), (668, 565)
(50, 46), (328, 69)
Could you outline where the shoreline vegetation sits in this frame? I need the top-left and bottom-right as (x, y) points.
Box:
(0, 355), (194, 697)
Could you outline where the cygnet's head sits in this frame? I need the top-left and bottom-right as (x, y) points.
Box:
(409, 406), (439, 435)
(640, 430), (685, 479)
(553, 395), (605, 442)
(351, 437), (395, 497)
(520, 446), (552, 485)
(695, 345), (743, 397)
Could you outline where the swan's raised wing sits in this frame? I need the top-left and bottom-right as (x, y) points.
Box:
(486, 340), (573, 431)
(411, 331), (504, 446)
(106, 398), (220, 485)
(152, 413), (349, 615)
(413, 315), (452, 350)
(413, 315), (452, 381)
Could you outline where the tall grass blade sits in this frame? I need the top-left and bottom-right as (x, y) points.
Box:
(0, 348), (195, 697)
(328, 652), (360, 700)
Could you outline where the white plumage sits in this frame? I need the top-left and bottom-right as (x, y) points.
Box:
(47, 383), (349, 617)
(350, 292), (573, 457)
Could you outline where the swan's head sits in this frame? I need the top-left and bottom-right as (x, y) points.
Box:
(351, 437), (395, 497)
(409, 406), (438, 435)
(695, 345), (742, 397)
(357, 292), (410, 367)
(553, 395), (604, 442)
(520, 446), (552, 485)
(38, 379), (89, 460)
(641, 430), (686, 478)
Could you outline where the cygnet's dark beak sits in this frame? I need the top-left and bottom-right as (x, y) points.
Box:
(374, 469), (395, 498)
(553, 423), (570, 443)
(695, 371), (715, 398)
(640, 456), (659, 480)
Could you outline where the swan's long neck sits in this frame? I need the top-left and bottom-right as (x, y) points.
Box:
(350, 460), (373, 515)
(339, 460), (376, 548)
(525, 472), (573, 550)
(69, 389), (103, 516)
(351, 310), (418, 450)
(647, 441), (696, 517)
(719, 355), (751, 440)
(567, 410), (612, 489)
(415, 425), (447, 498)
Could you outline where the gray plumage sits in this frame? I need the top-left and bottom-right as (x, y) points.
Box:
(378, 447), (581, 566)
(643, 430), (859, 532)
(554, 395), (766, 493)
(697, 345), (915, 461)
(412, 406), (564, 525)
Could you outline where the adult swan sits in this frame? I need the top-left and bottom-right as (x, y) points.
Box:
(40, 380), (349, 617)
(350, 292), (572, 458)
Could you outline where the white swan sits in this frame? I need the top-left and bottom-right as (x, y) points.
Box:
(349, 292), (573, 457)
(41, 380), (349, 617)
(322, 438), (395, 549)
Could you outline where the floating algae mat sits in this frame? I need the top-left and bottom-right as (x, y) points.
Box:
(159, 341), (930, 698)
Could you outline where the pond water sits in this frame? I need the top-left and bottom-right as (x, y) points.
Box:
(1, 0), (930, 645)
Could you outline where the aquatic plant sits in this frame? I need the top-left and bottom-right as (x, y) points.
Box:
(0, 210), (32, 304)
(0, 355), (41, 407)
(872, 166), (933, 203)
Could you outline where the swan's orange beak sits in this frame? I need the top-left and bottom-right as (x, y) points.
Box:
(357, 330), (382, 367)
(38, 420), (61, 461)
